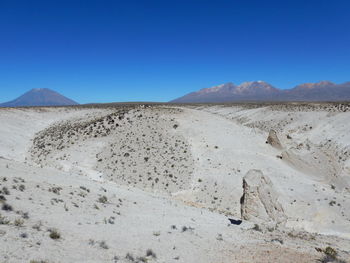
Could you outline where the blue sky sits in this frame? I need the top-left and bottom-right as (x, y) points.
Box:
(0, 0), (349, 103)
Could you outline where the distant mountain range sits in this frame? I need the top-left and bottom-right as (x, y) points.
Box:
(171, 81), (350, 103)
(0, 88), (78, 107)
(2, 82), (350, 107)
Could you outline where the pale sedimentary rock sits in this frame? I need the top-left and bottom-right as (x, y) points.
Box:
(240, 169), (285, 223)
(266, 129), (282, 149)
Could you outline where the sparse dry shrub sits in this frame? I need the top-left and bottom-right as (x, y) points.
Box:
(2, 203), (13, 211)
(0, 214), (10, 225)
(14, 218), (24, 227)
(98, 195), (108, 204)
(32, 222), (42, 231)
(19, 184), (25, 192)
(49, 229), (61, 240)
(1, 187), (10, 195)
(49, 187), (62, 195)
(146, 249), (157, 258)
(99, 241), (109, 249)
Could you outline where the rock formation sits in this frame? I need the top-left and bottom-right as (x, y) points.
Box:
(266, 129), (283, 149)
(240, 169), (285, 223)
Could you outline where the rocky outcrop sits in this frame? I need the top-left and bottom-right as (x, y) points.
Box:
(240, 170), (285, 223)
(281, 144), (341, 183)
(266, 129), (283, 149)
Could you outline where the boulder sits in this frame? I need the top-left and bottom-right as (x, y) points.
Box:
(240, 169), (285, 223)
(266, 129), (282, 149)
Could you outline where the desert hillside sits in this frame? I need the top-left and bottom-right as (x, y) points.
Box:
(0, 103), (349, 263)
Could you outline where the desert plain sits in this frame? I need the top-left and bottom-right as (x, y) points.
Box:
(0, 103), (350, 262)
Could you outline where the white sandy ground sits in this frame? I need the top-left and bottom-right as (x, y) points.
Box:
(175, 106), (350, 238)
(0, 104), (349, 263)
(0, 107), (112, 162)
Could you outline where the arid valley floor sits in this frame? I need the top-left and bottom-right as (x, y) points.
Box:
(0, 103), (350, 263)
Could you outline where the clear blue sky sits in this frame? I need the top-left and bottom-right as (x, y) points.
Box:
(0, 0), (349, 103)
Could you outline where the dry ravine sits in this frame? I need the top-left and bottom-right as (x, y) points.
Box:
(0, 103), (349, 263)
